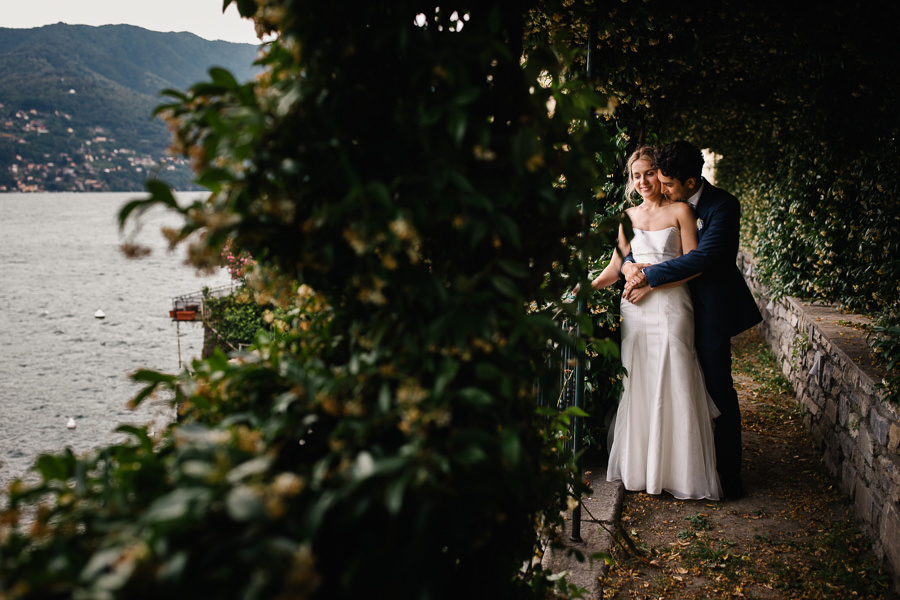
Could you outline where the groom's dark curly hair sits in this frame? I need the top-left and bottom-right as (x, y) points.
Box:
(653, 141), (704, 184)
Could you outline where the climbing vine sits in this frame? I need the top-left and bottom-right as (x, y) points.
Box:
(0, 2), (621, 598)
(528, 0), (900, 403)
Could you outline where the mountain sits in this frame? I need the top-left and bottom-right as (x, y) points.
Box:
(0, 23), (260, 192)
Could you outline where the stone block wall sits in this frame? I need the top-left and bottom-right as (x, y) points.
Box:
(738, 253), (900, 591)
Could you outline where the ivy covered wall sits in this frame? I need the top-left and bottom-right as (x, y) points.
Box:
(530, 0), (900, 400)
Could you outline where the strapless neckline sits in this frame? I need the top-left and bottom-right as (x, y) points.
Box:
(633, 226), (677, 233)
(631, 226), (682, 264)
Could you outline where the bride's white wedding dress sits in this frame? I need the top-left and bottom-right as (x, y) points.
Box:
(607, 227), (722, 500)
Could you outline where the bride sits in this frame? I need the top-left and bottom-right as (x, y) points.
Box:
(589, 146), (721, 501)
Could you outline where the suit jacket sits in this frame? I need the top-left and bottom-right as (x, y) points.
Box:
(643, 179), (762, 338)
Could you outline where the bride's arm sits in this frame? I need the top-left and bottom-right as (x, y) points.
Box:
(591, 225), (630, 290)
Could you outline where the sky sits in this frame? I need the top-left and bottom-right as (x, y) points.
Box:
(4, 0), (261, 45)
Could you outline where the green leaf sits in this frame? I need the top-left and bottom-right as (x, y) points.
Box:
(378, 382), (392, 413)
(364, 181), (392, 206)
(234, 0), (258, 18)
(143, 488), (213, 525)
(226, 456), (273, 484)
(225, 485), (267, 521)
(499, 429), (523, 467)
(491, 275), (520, 299)
(126, 370), (175, 409)
(560, 405), (590, 418)
(130, 369), (176, 384)
(494, 214), (521, 248)
(449, 171), (477, 195)
(81, 546), (128, 582)
(118, 180), (185, 232)
(210, 67), (240, 90)
(33, 453), (73, 481)
(156, 88), (190, 105)
(453, 87), (481, 107)
(159, 551), (190, 581)
(474, 363), (503, 381)
(114, 424), (154, 452)
(145, 179), (180, 207)
(456, 387), (494, 407)
(449, 109), (467, 146)
(496, 259), (528, 279)
(195, 167), (236, 191)
(384, 472), (412, 515)
(456, 444), (488, 465)
(434, 357), (460, 397)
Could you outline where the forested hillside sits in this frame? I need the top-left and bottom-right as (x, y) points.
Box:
(0, 23), (259, 192)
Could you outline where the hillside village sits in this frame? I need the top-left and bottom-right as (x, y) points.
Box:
(0, 102), (196, 193)
(0, 23), (260, 193)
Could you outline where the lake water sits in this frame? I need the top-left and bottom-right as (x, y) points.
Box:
(0, 192), (231, 486)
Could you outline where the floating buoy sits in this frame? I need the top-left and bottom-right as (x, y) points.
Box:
(67, 418), (77, 429)
(94, 309), (106, 319)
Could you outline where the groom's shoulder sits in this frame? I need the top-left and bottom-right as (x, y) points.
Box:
(703, 180), (739, 205)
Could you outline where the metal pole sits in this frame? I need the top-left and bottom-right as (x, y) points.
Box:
(570, 8), (601, 544)
(570, 320), (584, 542)
(176, 319), (183, 370)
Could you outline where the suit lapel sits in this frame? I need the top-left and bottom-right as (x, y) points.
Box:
(694, 184), (709, 238)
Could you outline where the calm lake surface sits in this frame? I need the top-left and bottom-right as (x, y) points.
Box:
(0, 192), (230, 486)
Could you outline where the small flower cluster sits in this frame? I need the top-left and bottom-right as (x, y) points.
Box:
(222, 238), (255, 281)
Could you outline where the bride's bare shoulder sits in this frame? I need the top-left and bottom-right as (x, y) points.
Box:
(623, 205), (638, 221)
(669, 201), (694, 217)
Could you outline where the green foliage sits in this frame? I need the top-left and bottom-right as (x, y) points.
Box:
(569, 132), (644, 454)
(0, 424), (318, 599)
(535, 0), (900, 403)
(204, 289), (271, 349)
(2, 2), (623, 599)
(686, 512), (712, 531)
(871, 317), (900, 402)
(579, 286), (625, 453)
(731, 147), (900, 313)
(726, 132), (900, 404)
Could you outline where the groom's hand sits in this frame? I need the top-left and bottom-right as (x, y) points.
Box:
(622, 262), (650, 291)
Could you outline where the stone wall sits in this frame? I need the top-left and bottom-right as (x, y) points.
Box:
(738, 253), (900, 591)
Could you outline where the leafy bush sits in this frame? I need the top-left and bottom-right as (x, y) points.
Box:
(727, 142), (900, 404)
(203, 288), (270, 350)
(580, 285), (626, 455)
(1, 2), (623, 599)
(870, 316), (900, 403)
(540, 0), (900, 404)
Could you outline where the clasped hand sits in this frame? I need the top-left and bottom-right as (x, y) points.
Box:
(622, 262), (653, 304)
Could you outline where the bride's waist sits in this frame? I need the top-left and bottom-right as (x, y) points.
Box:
(633, 254), (679, 264)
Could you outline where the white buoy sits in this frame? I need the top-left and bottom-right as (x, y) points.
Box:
(67, 418), (77, 429)
(94, 309), (105, 319)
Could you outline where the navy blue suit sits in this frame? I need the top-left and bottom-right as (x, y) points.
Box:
(642, 179), (761, 495)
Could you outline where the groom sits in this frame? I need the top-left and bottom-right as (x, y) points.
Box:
(622, 140), (762, 499)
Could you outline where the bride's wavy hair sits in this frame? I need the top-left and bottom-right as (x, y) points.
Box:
(623, 145), (657, 203)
